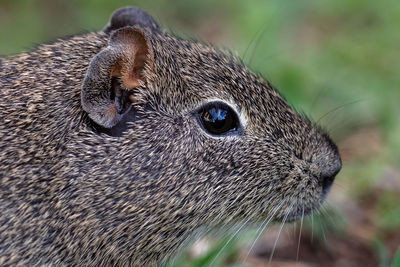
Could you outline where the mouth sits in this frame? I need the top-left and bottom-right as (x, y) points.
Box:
(282, 209), (312, 223)
(274, 202), (322, 223)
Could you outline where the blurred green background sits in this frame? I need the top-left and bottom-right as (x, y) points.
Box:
(1, 0), (399, 266)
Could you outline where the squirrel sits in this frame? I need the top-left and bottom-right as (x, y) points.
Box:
(0, 7), (341, 266)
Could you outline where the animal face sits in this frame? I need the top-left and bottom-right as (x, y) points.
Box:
(137, 36), (341, 223)
(82, 17), (341, 228)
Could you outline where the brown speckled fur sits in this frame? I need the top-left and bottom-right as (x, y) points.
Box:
(0, 7), (341, 266)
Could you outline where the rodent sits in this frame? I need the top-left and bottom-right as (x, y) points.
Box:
(0, 7), (341, 266)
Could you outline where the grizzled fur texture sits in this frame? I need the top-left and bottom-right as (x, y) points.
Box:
(0, 7), (341, 266)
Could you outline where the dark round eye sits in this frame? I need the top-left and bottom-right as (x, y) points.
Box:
(197, 102), (239, 135)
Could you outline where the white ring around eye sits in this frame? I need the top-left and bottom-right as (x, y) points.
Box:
(195, 98), (247, 139)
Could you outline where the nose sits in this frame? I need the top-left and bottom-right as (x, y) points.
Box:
(319, 149), (342, 194)
(322, 157), (341, 193)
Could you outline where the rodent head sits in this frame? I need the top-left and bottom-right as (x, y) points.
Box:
(79, 6), (340, 255)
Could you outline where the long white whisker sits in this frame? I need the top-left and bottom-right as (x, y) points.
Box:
(296, 206), (304, 261)
(208, 212), (255, 267)
(320, 203), (337, 228)
(268, 200), (295, 265)
(320, 216), (327, 242)
(324, 209), (336, 225)
(243, 200), (284, 262)
(311, 211), (314, 243)
(168, 257), (174, 267)
(292, 221), (297, 242)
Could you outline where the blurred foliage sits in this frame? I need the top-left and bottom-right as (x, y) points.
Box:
(1, 0), (399, 266)
(375, 239), (392, 267)
(375, 193), (400, 230)
(392, 247), (400, 267)
(171, 236), (243, 267)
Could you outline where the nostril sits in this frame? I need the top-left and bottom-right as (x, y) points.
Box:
(321, 156), (342, 193)
(322, 175), (335, 193)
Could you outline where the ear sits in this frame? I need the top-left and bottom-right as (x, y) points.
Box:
(103, 7), (160, 34)
(81, 27), (153, 128)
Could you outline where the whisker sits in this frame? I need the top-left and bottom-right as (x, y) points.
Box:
(332, 182), (346, 191)
(325, 200), (345, 227)
(292, 221), (297, 242)
(242, 21), (266, 62)
(311, 211), (314, 244)
(247, 25), (269, 67)
(316, 99), (365, 124)
(168, 257), (174, 267)
(208, 212), (255, 267)
(310, 87), (326, 115)
(321, 202), (336, 225)
(329, 120), (366, 136)
(296, 206), (304, 261)
(268, 200), (295, 265)
(245, 1), (288, 66)
(243, 200), (284, 262)
(319, 216), (327, 242)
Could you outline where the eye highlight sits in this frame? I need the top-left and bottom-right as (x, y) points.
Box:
(196, 101), (240, 136)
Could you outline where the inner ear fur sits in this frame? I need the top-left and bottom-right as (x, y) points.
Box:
(81, 27), (153, 128)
